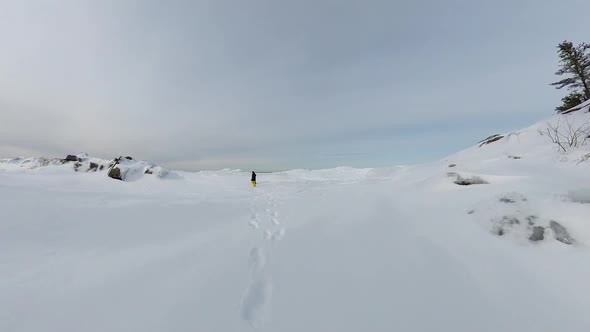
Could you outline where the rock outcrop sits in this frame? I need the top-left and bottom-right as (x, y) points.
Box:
(0, 154), (176, 182)
(478, 134), (504, 147)
(549, 221), (574, 245)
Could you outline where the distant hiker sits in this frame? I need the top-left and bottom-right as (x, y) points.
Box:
(251, 171), (257, 187)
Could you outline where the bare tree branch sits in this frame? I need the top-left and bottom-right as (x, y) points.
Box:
(538, 116), (590, 152)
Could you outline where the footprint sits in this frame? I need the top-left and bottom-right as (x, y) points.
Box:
(249, 247), (266, 270)
(249, 211), (260, 229)
(241, 277), (273, 327)
(272, 228), (286, 241)
(241, 247), (272, 327)
(264, 230), (273, 240)
(249, 220), (259, 229)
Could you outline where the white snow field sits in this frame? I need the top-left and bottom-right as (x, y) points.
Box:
(2, 111), (590, 332)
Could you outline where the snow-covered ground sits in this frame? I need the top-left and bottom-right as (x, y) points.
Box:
(2, 111), (590, 331)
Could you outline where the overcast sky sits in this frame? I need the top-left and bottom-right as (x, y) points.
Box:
(1, 0), (589, 170)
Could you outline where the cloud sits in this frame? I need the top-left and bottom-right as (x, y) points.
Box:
(1, 0), (589, 169)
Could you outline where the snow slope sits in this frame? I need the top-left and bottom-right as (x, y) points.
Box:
(2, 112), (590, 332)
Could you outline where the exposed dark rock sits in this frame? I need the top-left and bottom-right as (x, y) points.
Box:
(467, 209), (475, 215)
(549, 221), (574, 245)
(497, 228), (504, 236)
(144, 168), (153, 175)
(454, 175), (488, 186)
(448, 163), (457, 168)
(107, 158), (119, 169)
(89, 162), (99, 172)
(107, 166), (123, 181)
(448, 172), (488, 186)
(99, 165), (104, 171)
(64, 155), (79, 162)
(478, 134), (504, 147)
(125, 156), (133, 160)
(508, 155), (522, 160)
(501, 216), (520, 225)
(73, 162), (82, 172)
(526, 215), (538, 225)
(529, 226), (545, 241)
(499, 197), (516, 203)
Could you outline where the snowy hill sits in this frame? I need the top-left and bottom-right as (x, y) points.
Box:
(0, 153), (176, 181)
(2, 111), (590, 331)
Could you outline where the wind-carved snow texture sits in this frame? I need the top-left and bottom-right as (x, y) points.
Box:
(240, 247), (273, 327)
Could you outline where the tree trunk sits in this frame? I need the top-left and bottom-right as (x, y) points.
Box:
(582, 77), (590, 100)
(573, 59), (590, 100)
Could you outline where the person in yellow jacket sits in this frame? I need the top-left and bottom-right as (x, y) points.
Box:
(251, 171), (257, 187)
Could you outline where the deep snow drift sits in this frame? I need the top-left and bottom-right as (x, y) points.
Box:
(2, 111), (590, 331)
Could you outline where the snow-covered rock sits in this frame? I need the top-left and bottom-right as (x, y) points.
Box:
(0, 154), (177, 181)
(549, 220), (575, 245)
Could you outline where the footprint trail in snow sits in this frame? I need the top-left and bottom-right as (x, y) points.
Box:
(240, 247), (273, 327)
(241, 189), (286, 327)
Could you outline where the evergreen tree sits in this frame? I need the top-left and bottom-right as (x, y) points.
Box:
(556, 91), (586, 113)
(551, 41), (590, 112)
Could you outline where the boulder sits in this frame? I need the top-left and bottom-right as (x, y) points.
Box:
(454, 175), (488, 186)
(107, 166), (123, 181)
(549, 221), (574, 245)
(64, 155), (79, 162)
(529, 226), (545, 241)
